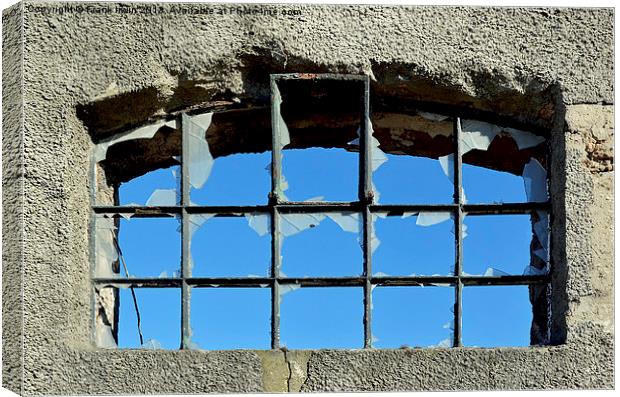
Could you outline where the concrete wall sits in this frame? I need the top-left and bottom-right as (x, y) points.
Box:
(2, 1), (614, 394)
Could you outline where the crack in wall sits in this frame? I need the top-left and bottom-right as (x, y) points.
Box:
(284, 350), (293, 392)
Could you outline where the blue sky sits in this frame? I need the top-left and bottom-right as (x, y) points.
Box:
(113, 147), (538, 350)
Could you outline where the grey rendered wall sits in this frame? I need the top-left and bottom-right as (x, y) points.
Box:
(2, 4), (24, 395)
(1, 1), (614, 394)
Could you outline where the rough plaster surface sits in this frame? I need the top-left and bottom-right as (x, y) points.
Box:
(1, 1), (615, 394)
(2, 4), (24, 395)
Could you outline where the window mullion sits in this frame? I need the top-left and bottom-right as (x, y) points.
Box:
(454, 117), (464, 348)
(180, 113), (191, 350)
(270, 75), (282, 349)
(361, 76), (373, 348)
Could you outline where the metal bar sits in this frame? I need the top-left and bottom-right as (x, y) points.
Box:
(93, 278), (183, 288)
(180, 114), (191, 350)
(186, 206), (270, 214)
(271, 75), (283, 204)
(93, 274), (550, 288)
(361, 76), (373, 348)
(93, 201), (551, 217)
(93, 206), (181, 216)
(460, 275), (550, 286)
(453, 117), (463, 348)
(270, 76), (282, 349)
(463, 202), (551, 214)
(369, 204), (457, 212)
(277, 203), (363, 211)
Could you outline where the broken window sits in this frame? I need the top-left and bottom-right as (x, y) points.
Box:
(92, 73), (550, 350)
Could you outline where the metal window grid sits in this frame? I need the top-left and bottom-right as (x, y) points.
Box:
(92, 73), (552, 349)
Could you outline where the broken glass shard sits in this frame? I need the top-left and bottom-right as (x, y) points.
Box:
(184, 113), (215, 190)
(273, 83), (291, 149)
(245, 213), (270, 237)
(94, 119), (177, 163)
(145, 188), (177, 206)
(523, 158), (548, 202)
(504, 127), (546, 150)
(460, 120), (502, 154)
(416, 211), (452, 226)
(279, 283), (301, 296)
(279, 213), (327, 237)
(95, 216), (119, 278)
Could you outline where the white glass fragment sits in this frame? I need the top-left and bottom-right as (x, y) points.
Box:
(279, 283), (301, 296)
(401, 211), (417, 219)
(95, 217), (118, 278)
(373, 271), (390, 277)
(450, 221), (468, 239)
(418, 111), (449, 122)
(280, 213), (326, 237)
(523, 265), (549, 276)
(185, 113), (215, 190)
(523, 158), (548, 202)
(416, 212), (451, 226)
(275, 168), (290, 201)
(369, 213), (387, 254)
(439, 154), (455, 183)
(94, 119), (177, 162)
(504, 128), (546, 150)
(482, 267), (510, 277)
(96, 324), (117, 349)
(142, 339), (162, 349)
(145, 188), (177, 206)
(273, 84), (291, 148)
(533, 248), (548, 262)
(435, 338), (451, 348)
(460, 120), (502, 154)
(533, 210), (550, 259)
(183, 336), (202, 350)
(188, 214), (216, 240)
(326, 212), (360, 233)
(368, 119), (388, 172)
(245, 213), (270, 237)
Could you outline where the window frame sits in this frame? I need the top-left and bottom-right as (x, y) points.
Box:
(92, 73), (552, 350)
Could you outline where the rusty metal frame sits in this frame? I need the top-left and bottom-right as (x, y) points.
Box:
(92, 73), (551, 350)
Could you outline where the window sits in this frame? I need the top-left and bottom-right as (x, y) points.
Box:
(92, 74), (550, 350)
